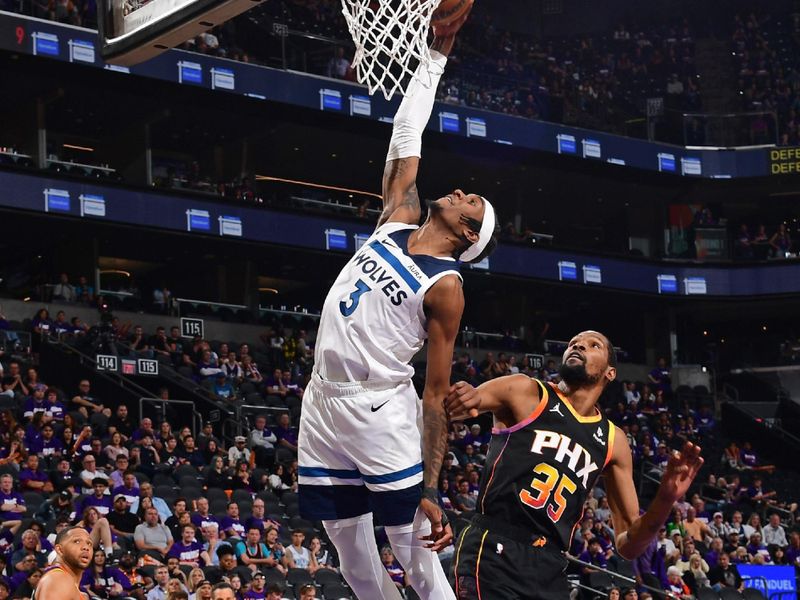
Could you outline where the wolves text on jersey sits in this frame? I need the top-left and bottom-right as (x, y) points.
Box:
(351, 250), (409, 306)
(529, 429), (599, 488)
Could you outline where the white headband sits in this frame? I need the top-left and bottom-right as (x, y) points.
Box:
(459, 197), (496, 263)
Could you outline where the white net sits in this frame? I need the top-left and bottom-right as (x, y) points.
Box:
(341, 0), (443, 100)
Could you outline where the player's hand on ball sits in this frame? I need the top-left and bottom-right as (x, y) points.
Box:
(419, 497), (453, 552)
(661, 441), (704, 501)
(445, 381), (481, 419)
(431, 0), (474, 38)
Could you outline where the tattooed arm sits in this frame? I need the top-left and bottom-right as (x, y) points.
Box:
(419, 275), (464, 551)
(377, 28), (465, 229)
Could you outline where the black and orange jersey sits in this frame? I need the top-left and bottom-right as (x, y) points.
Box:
(475, 379), (615, 552)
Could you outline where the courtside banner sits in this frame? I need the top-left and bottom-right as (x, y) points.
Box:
(738, 565), (796, 599)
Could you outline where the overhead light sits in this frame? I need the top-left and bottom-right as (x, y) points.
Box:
(63, 143), (94, 152)
(99, 269), (131, 277)
(258, 287), (279, 294)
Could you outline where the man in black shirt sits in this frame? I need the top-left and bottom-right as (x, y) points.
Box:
(108, 494), (140, 546)
(708, 553), (743, 592)
(164, 498), (188, 540)
(108, 405), (134, 440)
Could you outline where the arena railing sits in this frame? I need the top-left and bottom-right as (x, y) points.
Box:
(565, 554), (671, 598)
(139, 397), (203, 437)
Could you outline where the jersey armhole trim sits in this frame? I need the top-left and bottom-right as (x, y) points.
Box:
(604, 425), (617, 467)
(491, 378), (548, 434)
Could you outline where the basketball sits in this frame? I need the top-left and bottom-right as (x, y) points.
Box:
(431, 0), (472, 26)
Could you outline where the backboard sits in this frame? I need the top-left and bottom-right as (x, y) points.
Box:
(98, 0), (263, 66)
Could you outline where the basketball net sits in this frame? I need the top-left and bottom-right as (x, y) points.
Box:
(341, 0), (443, 100)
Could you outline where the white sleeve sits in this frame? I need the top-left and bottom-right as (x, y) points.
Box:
(386, 51), (448, 161)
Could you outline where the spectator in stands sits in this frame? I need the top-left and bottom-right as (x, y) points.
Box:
(453, 479), (476, 513)
(74, 276), (94, 304)
(221, 502), (246, 540)
(213, 374), (237, 403)
(71, 379), (106, 419)
(179, 435), (204, 468)
(273, 414), (297, 457)
(135, 506), (174, 563)
(169, 524), (209, 567)
(52, 273), (76, 302)
(138, 434), (161, 478)
(708, 552), (742, 592)
(683, 507), (711, 543)
(234, 527), (271, 573)
(197, 351), (224, 381)
(326, 47), (351, 80)
(377, 545), (405, 590)
(681, 552), (710, 595)
(763, 512), (788, 548)
(108, 493), (140, 541)
(18, 454), (53, 493)
(748, 476), (777, 507)
(132, 483), (172, 523)
(647, 357), (671, 394)
(107, 404), (133, 441)
(248, 415), (276, 468)
(228, 437), (250, 466)
(147, 566), (170, 600)
(739, 441), (775, 473)
(663, 565), (691, 597)
(78, 477), (113, 517)
(76, 506), (115, 554)
(285, 530), (311, 570)
(0, 473), (25, 531)
(769, 223), (793, 257)
(80, 548), (131, 598)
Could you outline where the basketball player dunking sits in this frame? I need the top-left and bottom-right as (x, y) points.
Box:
(446, 331), (704, 599)
(34, 527), (93, 600)
(297, 5), (496, 600)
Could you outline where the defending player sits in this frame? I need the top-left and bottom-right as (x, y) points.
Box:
(297, 6), (497, 600)
(34, 527), (93, 600)
(445, 331), (704, 599)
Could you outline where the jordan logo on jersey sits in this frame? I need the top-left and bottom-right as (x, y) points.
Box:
(593, 426), (606, 446)
(549, 402), (564, 417)
(529, 429), (599, 487)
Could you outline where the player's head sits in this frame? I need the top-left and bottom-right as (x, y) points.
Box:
(54, 526), (93, 570)
(427, 189), (499, 263)
(559, 330), (617, 389)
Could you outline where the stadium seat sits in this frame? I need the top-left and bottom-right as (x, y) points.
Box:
(697, 589), (720, 600)
(264, 501), (283, 515)
(179, 475), (202, 489)
(288, 516), (314, 531)
(281, 491), (299, 505)
(206, 488), (228, 503)
(719, 589), (744, 600)
(280, 587), (295, 600)
(286, 568), (314, 588)
(152, 473), (174, 487)
(587, 571), (614, 592)
(262, 568), (286, 585)
(210, 500), (229, 514)
(322, 583), (352, 599)
(232, 489), (251, 503)
(182, 487), (202, 503)
(175, 464), (200, 478)
(258, 490), (280, 504)
(23, 492), (43, 510)
(312, 570), (340, 586)
(741, 589), (766, 600)
(284, 502), (301, 518)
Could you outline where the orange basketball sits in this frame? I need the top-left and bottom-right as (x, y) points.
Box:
(431, 0), (472, 26)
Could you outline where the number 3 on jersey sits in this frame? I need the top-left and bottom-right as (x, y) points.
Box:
(519, 462), (577, 523)
(339, 279), (372, 317)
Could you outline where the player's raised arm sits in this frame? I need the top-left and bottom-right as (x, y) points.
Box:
(378, 7), (471, 228)
(605, 434), (704, 559)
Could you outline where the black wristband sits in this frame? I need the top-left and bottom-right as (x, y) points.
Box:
(440, 511), (449, 528)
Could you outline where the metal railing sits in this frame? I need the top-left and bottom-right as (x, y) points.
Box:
(138, 397), (203, 438)
(679, 110), (779, 148)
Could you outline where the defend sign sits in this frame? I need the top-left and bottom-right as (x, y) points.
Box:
(769, 147), (800, 174)
(738, 565), (796, 598)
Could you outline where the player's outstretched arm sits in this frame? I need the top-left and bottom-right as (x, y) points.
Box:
(419, 276), (464, 550)
(378, 7), (471, 229)
(445, 374), (540, 421)
(605, 433), (703, 560)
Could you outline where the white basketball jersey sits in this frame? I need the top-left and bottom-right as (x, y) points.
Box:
(315, 222), (462, 383)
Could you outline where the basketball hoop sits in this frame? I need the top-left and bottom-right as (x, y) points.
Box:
(341, 0), (443, 100)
